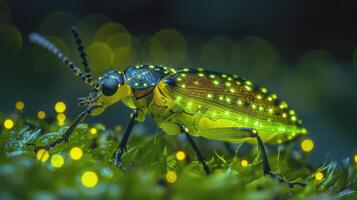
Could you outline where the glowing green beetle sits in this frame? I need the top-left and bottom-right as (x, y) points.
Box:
(29, 27), (307, 187)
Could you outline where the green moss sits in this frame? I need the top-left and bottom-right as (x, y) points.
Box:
(0, 118), (356, 200)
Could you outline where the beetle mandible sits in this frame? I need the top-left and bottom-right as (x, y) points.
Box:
(29, 27), (307, 187)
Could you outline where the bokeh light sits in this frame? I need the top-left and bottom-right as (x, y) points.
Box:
(354, 154), (357, 164)
(90, 127), (97, 135)
(81, 171), (99, 188)
(15, 101), (24, 111)
(150, 29), (187, 65)
(54, 101), (66, 113)
(315, 172), (324, 181)
(165, 171), (177, 183)
(0, 23), (22, 56)
(51, 154), (64, 168)
(175, 151), (186, 161)
(56, 113), (66, 125)
(230, 36), (278, 81)
(36, 149), (50, 162)
(241, 159), (249, 167)
(301, 139), (314, 152)
(86, 42), (114, 73)
(37, 111), (46, 120)
(70, 147), (83, 160)
(3, 119), (14, 130)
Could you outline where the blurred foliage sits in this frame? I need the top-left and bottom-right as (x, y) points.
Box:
(0, 114), (357, 200)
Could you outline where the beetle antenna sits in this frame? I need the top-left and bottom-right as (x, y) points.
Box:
(29, 33), (100, 90)
(70, 27), (94, 84)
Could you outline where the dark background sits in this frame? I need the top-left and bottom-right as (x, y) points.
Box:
(0, 0), (356, 163)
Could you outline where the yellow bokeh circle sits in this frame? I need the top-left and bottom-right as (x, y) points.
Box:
(54, 101), (66, 113)
(70, 147), (83, 160)
(36, 149), (50, 162)
(81, 171), (99, 188)
(51, 154), (64, 168)
(3, 119), (14, 130)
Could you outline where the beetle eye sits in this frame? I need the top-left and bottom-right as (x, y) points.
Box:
(102, 79), (118, 96)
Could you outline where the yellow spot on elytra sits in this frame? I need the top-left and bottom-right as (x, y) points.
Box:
(176, 151), (186, 161)
(241, 159), (248, 167)
(37, 111), (46, 120)
(36, 149), (50, 162)
(166, 171), (177, 183)
(54, 101), (66, 113)
(3, 119), (14, 130)
(51, 154), (64, 168)
(315, 172), (324, 181)
(301, 139), (314, 152)
(70, 147), (83, 160)
(16, 101), (25, 111)
(81, 171), (99, 188)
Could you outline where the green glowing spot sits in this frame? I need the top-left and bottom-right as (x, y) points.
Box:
(194, 81), (199, 85)
(187, 102), (193, 106)
(291, 116), (297, 121)
(271, 94), (278, 100)
(181, 73), (187, 77)
(213, 80), (220, 85)
(268, 108), (274, 114)
(289, 110), (295, 115)
(245, 81), (252, 86)
(282, 113), (287, 118)
(236, 81), (241, 85)
(251, 104), (257, 109)
(180, 84), (186, 88)
(209, 74), (216, 79)
(207, 94), (213, 98)
(224, 111), (230, 115)
(267, 97), (273, 101)
(177, 77), (182, 81)
(143, 83), (148, 87)
(197, 67), (204, 71)
(225, 82), (232, 87)
(219, 96), (224, 101)
(256, 95), (262, 100)
(134, 82), (139, 86)
(222, 74), (227, 78)
(279, 101), (288, 109)
(244, 85), (252, 91)
(259, 106), (264, 111)
(237, 100), (243, 106)
(230, 88), (235, 93)
(261, 88), (268, 93)
(198, 73), (204, 77)
(227, 77), (233, 81)
(226, 98), (231, 103)
(183, 68), (189, 72)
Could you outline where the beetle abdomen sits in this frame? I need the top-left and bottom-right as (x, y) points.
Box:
(159, 68), (307, 143)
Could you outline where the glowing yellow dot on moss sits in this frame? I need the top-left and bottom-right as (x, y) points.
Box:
(115, 125), (123, 133)
(353, 154), (357, 164)
(37, 111), (46, 120)
(301, 139), (314, 152)
(166, 171), (177, 183)
(241, 159), (249, 167)
(16, 101), (25, 111)
(51, 154), (64, 168)
(70, 147), (83, 160)
(90, 128), (97, 135)
(81, 171), (99, 188)
(57, 113), (66, 123)
(176, 151), (186, 161)
(36, 149), (50, 162)
(3, 119), (14, 130)
(315, 172), (324, 181)
(54, 101), (66, 113)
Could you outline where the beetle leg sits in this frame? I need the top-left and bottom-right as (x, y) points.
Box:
(28, 105), (99, 152)
(114, 109), (139, 168)
(239, 128), (306, 188)
(180, 125), (211, 175)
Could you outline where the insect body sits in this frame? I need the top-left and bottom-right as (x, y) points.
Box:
(29, 27), (306, 187)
